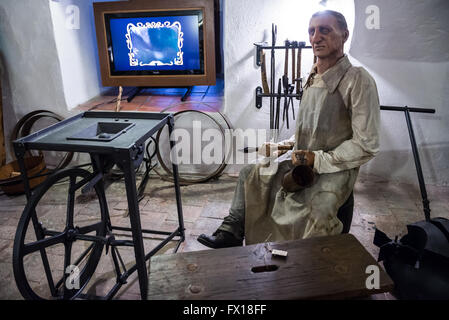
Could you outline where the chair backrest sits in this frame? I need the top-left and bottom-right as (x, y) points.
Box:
(337, 192), (354, 234)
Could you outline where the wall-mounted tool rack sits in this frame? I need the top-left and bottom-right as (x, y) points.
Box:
(254, 24), (312, 131)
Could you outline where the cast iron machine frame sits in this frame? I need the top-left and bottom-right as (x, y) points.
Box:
(12, 111), (185, 300)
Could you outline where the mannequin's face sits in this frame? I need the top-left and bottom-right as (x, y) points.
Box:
(308, 14), (348, 59)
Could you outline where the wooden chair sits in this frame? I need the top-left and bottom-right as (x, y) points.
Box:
(337, 191), (354, 234)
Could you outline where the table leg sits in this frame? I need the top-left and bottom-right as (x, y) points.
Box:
(121, 155), (148, 300)
(167, 115), (185, 241)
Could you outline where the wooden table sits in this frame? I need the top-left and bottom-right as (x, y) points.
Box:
(148, 234), (394, 300)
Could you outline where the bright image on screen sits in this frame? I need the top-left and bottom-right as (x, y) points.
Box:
(127, 21), (183, 67)
(108, 14), (201, 73)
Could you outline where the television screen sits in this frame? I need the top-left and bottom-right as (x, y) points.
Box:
(105, 10), (204, 76)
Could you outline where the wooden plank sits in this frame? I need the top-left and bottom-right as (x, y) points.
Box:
(0, 79), (5, 166)
(148, 234), (394, 300)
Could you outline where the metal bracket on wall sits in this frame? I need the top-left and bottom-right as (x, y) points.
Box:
(254, 41), (308, 66)
(254, 42), (268, 67)
(255, 87), (302, 109)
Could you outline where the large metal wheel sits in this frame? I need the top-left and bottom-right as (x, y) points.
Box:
(10, 110), (74, 170)
(13, 168), (108, 300)
(155, 103), (234, 184)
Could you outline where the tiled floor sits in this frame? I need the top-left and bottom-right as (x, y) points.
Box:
(1, 81), (448, 300)
(2, 170), (449, 300)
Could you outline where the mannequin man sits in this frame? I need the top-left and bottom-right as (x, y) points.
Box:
(198, 10), (380, 248)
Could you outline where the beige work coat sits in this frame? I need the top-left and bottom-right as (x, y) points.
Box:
(244, 56), (380, 245)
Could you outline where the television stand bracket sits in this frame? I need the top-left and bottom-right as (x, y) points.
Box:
(126, 86), (193, 103)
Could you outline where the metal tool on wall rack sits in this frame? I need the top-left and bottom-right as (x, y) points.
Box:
(270, 24), (277, 130)
(281, 40), (299, 130)
(296, 42), (303, 100)
(282, 75), (291, 129)
(291, 41), (296, 89)
(282, 40), (290, 129)
(283, 40), (289, 79)
(275, 78), (282, 130)
(260, 51), (270, 94)
(254, 25), (311, 132)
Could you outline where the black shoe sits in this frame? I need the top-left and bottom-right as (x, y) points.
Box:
(197, 231), (243, 249)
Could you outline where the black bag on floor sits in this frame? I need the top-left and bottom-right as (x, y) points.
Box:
(374, 217), (449, 299)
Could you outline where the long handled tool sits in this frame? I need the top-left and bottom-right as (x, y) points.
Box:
(287, 84), (295, 123)
(275, 78), (281, 131)
(260, 51), (270, 94)
(296, 44), (302, 100)
(283, 40), (289, 78)
(282, 40), (290, 129)
(286, 41), (298, 124)
(269, 24), (277, 131)
(240, 145), (293, 153)
(291, 42), (296, 90)
(282, 75), (290, 129)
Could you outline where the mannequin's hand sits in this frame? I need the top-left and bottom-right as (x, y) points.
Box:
(292, 150), (315, 167)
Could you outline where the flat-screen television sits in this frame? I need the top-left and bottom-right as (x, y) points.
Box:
(93, 0), (216, 87)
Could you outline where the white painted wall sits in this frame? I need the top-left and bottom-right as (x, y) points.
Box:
(49, 0), (103, 110)
(0, 0), (68, 162)
(0, 0), (120, 161)
(223, 0), (449, 186)
(49, 0), (123, 110)
(350, 0), (449, 186)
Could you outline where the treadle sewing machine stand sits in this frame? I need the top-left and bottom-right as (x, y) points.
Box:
(12, 111), (185, 300)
